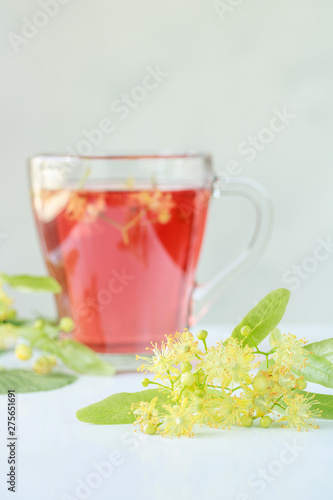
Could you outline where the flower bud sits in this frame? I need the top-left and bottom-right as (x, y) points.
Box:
(181, 362), (192, 373)
(60, 317), (75, 333)
(196, 330), (208, 340)
(34, 319), (45, 329)
(252, 374), (269, 394)
(181, 372), (196, 387)
(240, 326), (251, 337)
(143, 423), (157, 435)
(195, 389), (206, 398)
(48, 355), (57, 367)
(15, 344), (32, 361)
(240, 415), (254, 427)
(260, 416), (272, 428)
(33, 357), (52, 375)
(142, 378), (150, 387)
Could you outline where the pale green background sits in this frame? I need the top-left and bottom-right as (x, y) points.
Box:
(0, 0), (332, 329)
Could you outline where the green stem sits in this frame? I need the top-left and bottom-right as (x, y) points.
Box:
(149, 381), (171, 391)
(77, 166), (91, 190)
(167, 370), (174, 390)
(271, 395), (284, 410)
(177, 385), (186, 403)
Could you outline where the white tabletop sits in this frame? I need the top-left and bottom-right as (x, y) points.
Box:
(0, 324), (332, 500)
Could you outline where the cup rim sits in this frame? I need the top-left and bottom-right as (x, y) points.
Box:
(29, 151), (212, 162)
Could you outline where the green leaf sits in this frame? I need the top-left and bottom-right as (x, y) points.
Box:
(294, 353), (333, 389)
(76, 389), (169, 425)
(0, 369), (76, 394)
(0, 274), (62, 294)
(57, 339), (115, 376)
(232, 288), (290, 347)
(305, 338), (333, 364)
(296, 390), (333, 419)
(19, 327), (115, 376)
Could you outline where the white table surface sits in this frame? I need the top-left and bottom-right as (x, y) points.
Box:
(0, 324), (332, 500)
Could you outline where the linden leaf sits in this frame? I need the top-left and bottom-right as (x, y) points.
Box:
(294, 353), (333, 389)
(21, 333), (115, 376)
(76, 389), (169, 425)
(0, 274), (62, 294)
(232, 288), (290, 347)
(57, 340), (115, 376)
(0, 369), (76, 394)
(304, 338), (333, 364)
(296, 390), (333, 419)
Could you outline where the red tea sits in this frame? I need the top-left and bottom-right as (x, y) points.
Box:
(33, 186), (210, 353)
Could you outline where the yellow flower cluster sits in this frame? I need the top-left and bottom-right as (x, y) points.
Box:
(0, 284), (16, 322)
(134, 328), (321, 437)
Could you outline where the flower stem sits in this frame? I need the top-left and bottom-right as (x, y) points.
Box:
(149, 381), (171, 391)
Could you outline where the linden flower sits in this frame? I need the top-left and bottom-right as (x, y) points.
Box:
(85, 196), (106, 223)
(186, 393), (216, 425)
(207, 394), (246, 428)
(137, 342), (178, 380)
(0, 286), (16, 322)
(273, 334), (308, 371)
(133, 396), (160, 430)
(221, 337), (254, 386)
(281, 394), (321, 431)
(167, 329), (201, 363)
(0, 324), (18, 350)
(131, 190), (175, 224)
(242, 389), (272, 418)
(66, 193), (87, 220)
(197, 346), (231, 386)
(66, 194), (106, 223)
(161, 399), (197, 437)
(199, 338), (254, 387)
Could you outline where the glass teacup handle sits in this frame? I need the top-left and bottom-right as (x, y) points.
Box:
(190, 177), (274, 325)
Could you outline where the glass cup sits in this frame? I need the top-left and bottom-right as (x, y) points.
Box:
(29, 153), (273, 360)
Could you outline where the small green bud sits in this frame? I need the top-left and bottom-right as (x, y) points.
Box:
(143, 423), (157, 435)
(252, 373), (269, 394)
(260, 416), (272, 428)
(141, 378), (150, 387)
(195, 389), (206, 398)
(296, 377), (307, 390)
(15, 344), (32, 361)
(240, 415), (254, 427)
(240, 326), (251, 337)
(181, 372), (196, 387)
(59, 317), (75, 333)
(33, 357), (52, 375)
(181, 362), (192, 373)
(196, 330), (208, 340)
(34, 319), (45, 329)
(48, 355), (57, 367)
